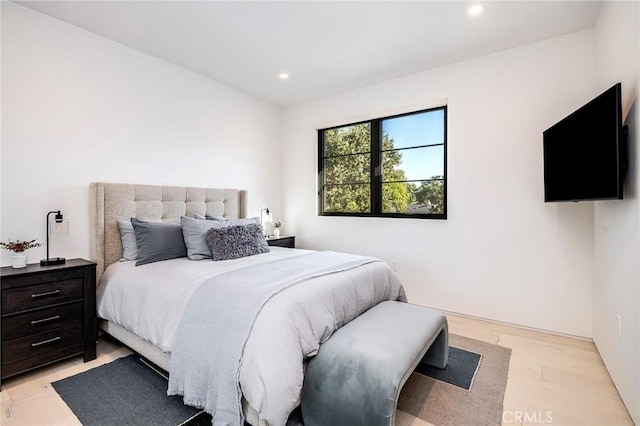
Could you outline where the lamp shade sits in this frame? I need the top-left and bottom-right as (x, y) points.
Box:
(49, 217), (69, 235)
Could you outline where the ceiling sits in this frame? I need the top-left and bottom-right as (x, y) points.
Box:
(15, 1), (602, 107)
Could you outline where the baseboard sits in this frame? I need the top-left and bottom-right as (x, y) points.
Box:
(441, 309), (593, 342)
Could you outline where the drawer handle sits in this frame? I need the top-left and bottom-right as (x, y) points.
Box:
(31, 336), (61, 347)
(31, 315), (61, 326)
(30, 289), (61, 300)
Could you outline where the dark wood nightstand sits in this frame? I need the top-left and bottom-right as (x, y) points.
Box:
(1, 258), (97, 385)
(266, 235), (295, 248)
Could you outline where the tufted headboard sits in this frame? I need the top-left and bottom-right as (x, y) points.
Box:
(89, 182), (247, 283)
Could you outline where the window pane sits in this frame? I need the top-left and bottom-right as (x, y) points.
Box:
(324, 153), (370, 185)
(323, 184), (370, 213)
(382, 109), (444, 150)
(382, 145), (444, 182)
(382, 180), (444, 214)
(324, 123), (371, 156)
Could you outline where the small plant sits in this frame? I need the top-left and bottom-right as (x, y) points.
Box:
(274, 220), (282, 229)
(0, 239), (42, 253)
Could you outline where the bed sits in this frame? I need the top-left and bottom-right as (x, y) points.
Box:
(89, 182), (406, 425)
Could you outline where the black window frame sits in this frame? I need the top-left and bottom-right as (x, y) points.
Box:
(318, 105), (447, 219)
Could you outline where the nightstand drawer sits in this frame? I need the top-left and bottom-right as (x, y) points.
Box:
(2, 302), (84, 341)
(267, 236), (295, 248)
(1, 278), (83, 314)
(2, 324), (83, 365)
(1, 336), (84, 379)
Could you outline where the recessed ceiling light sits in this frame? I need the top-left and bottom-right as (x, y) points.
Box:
(467, 4), (484, 16)
(279, 73), (290, 80)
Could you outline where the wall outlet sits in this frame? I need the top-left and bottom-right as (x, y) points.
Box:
(616, 314), (622, 338)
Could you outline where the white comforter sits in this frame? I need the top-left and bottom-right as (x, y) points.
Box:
(97, 248), (405, 425)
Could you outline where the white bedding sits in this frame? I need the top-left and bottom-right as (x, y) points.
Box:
(96, 247), (405, 425)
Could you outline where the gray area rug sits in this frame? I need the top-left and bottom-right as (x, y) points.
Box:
(52, 355), (207, 426)
(398, 334), (512, 426)
(52, 334), (510, 426)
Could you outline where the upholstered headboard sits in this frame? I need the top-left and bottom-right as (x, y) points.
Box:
(89, 182), (247, 283)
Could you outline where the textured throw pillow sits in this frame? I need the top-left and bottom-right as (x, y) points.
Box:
(117, 218), (138, 261)
(181, 216), (261, 260)
(131, 218), (187, 266)
(206, 223), (270, 261)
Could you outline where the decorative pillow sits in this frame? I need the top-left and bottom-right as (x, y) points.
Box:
(194, 212), (207, 220)
(181, 216), (218, 260)
(117, 218), (138, 261)
(206, 215), (255, 223)
(206, 223), (270, 261)
(131, 218), (187, 266)
(181, 216), (261, 260)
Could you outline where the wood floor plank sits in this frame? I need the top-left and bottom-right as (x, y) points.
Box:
(2, 387), (81, 426)
(541, 364), (623, 400)
(446, 313), (597, 352)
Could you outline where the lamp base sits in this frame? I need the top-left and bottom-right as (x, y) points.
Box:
(40, 257), (66, 266)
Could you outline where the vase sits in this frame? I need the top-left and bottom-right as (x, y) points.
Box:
(12, 252), (28, 268)
(274, 228), (280, 238)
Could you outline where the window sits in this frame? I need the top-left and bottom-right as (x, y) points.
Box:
(318, 106), (446, 219)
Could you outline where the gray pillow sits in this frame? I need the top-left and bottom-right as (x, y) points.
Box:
(117, 218), (138, 261)
(131, 218), (187, 266)
(181, 216), (261, 260)
(206, 223), (270, 261)
(206, 214), (255, 223)
(181, 216), (217, 260)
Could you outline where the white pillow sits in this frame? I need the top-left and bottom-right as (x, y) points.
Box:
(117, 218), (138, 261)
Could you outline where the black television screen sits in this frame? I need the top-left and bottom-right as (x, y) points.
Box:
(543, 83), (625, 202)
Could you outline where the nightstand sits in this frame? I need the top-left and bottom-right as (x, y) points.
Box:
(266, 235), (295, 248)
(1, 258), (97, 385)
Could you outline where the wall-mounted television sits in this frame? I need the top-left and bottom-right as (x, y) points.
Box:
(543, 83), (627, 202)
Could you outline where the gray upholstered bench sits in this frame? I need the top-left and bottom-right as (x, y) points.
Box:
(301, 301), (448, 426)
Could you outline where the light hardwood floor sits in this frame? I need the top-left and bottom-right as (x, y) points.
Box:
(1, 314), (634, 426)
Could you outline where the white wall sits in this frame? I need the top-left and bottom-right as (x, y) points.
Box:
(1, 3), (283, 266)
(593, 2), (640, 423)
(283, 30), (596, 337)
